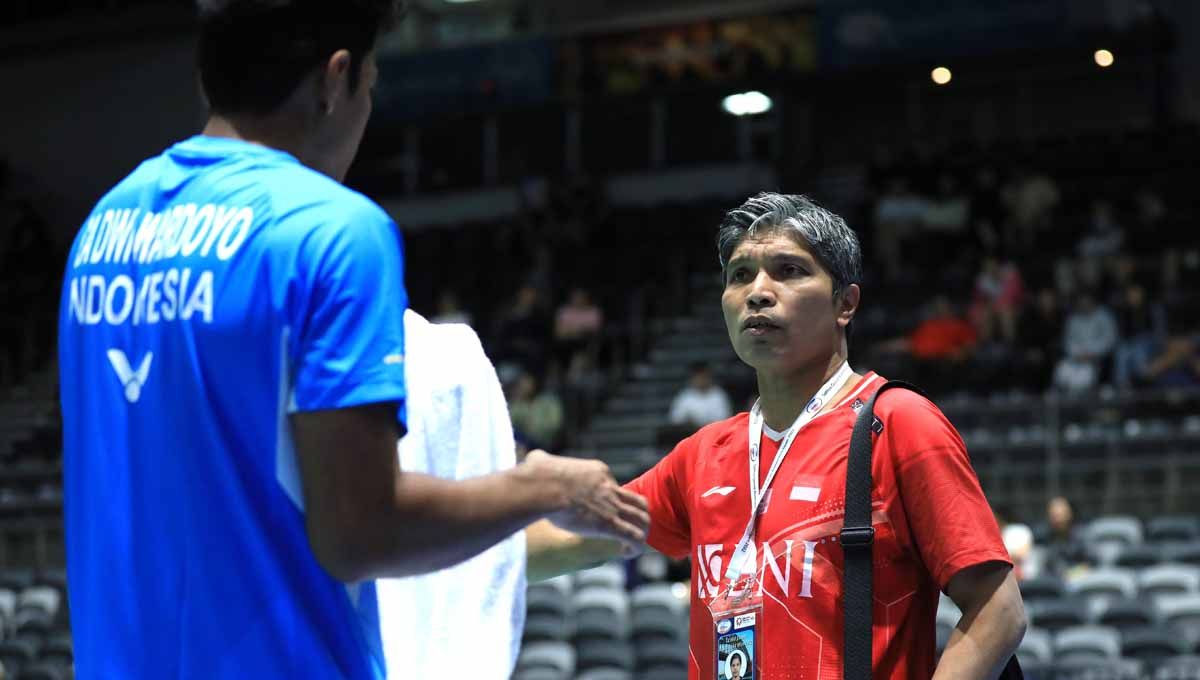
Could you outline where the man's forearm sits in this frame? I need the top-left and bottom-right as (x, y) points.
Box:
(525, 519), (624, 581)
(933, 571), (1026, 680)
(343, 466), (565, 581)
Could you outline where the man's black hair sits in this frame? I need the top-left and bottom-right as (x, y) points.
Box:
(197, 0), (405, 115)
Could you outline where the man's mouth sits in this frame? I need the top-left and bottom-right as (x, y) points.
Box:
(743, 316), (781, 334)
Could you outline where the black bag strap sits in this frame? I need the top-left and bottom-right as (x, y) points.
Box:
(842, 380), (918, 680)
(841, 380), (1024, 680)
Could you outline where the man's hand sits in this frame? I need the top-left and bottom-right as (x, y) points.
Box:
(522, 449), (650, 556)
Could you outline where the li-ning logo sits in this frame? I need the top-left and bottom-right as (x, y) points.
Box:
(107, 349), (153, 403)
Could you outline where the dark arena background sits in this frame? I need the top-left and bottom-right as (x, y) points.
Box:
(2, 0), (1200, 678)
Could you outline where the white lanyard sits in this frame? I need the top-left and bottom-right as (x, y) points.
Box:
(723, 361), (854, 583)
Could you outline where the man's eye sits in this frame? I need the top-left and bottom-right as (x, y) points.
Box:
(730, 269), (750, 283)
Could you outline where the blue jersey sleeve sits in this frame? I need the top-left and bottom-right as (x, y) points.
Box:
(290, 202), (408, 422)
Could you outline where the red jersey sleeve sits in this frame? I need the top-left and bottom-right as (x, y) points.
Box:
(624, 435), (695, 560)
(877, 389), (1011, 590)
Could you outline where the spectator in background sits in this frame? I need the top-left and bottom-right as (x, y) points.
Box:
(1054, 292), (1118, 393)
(668, 362), (733, 430)
(1112, 283), (1167, 390)
(509, 371), (565, 450)
(1041, 496), (1085, 578)
(970, 256), (1025, 345)
(431, 289), (472, 326)
(922, 174), (971, 244)
(1077, 200), (1125, 260)
(1016, 288), (1064, 392)
(1142, 324), (1200, 389)
(874, 177), (929, 281)
(494, 284), (551, 370)
(1003, 166), (1060, 250)
(875, 296), (977, 395)
(554, 287), (604, 370)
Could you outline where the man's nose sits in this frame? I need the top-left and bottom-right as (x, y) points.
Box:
(747, 272), (775, 309)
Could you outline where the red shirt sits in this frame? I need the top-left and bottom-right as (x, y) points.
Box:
(625, 373), (1009, 679)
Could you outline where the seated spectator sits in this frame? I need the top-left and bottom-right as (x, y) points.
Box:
(873, 177), (929, 281)
(875, 296), (977, 395)
(922, 173), (971, 239)
(554, 287), (604, 369)
(430, 289), (472, 326)
(1054, 292), (1118, 393)
(1077, 200), (1125, 260)
(1041, 496), (1086, 578)
(1015, 288), (1064, 392)
(1112, 282), (1167, 390)
(492, 284), (551, 370)
(508, 371), (564, 451)
(1002, 166), (1060, 250)
(1142, 325), (1200, 389)
(668, 362), (733, 430)
(969, 256), (1025, 344)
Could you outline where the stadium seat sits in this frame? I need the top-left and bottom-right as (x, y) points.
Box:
(0, 587), (16, 623)
(0, 570), (35, 592)
(631, 606), (682, 642)
(1121, 626), (1188, 665)
(640, 668), (686, 680)
(516, 641), (576, 677)
(1052, 656), (1141, 680)
(1086, 516), (1144, 550)
(575, 639), (635, 672)
(38, 633), (70, 666)
(1030, 598), (1089, 633)
(575, 669), (632, 680)
(575, 564), (626, 593)
(1159, 595), (1200, 647)
(1054, 625), (1121, 663)
(525, 612), (571, 642)
(17, 586), (59, 619)
(1155, 655), (1200, 680)
(13, 608), (52, 640)
(636, 638), (688, 669)
(1020, 575), (1066, 605)
(16, 661), (66, 680)
(1149, 517), (1200, 544)
(1095, 597), (1160, 632)
(1140, 564), (1200, 600)
(0, 639), (37, 677)
(1017, 627), (1053, 664)
(1114, 544), (1165, 569)
(511, 669), (566, 680)
(527, 584), (571, 619)
(630, 582), (686, 617)
(1165, 543), (1200, 567)
(1067, 568), (1138, 608)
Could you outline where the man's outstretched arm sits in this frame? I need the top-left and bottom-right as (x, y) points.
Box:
(293, 405), (649, 582)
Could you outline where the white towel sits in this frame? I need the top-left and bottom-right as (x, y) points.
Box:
(378, 310), (526, 679)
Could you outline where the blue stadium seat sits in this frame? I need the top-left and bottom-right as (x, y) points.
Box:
(1053, 625), (1121, 663)
(1095, 597), (1160, 633)
(575, 639), (635, 672)
(575, 669), (632, 680)
(515, 640), (576, 677)
(16, 661), (66, 680)
(1030, 598), (1089, 633)
(1114, 544), (1164, 569)
(1121, 626), (1188, 665)
(1017, 627), (1053, 664)
(1067, 569), (1138, 609)
(1141, 564), (1200, 600)
(1148, 517), (1200, 544)
(1154, 655), (1200, 680)
(1052, 656), (1141, 680)
(1165, 543), (1200, 567)
(1159, 595), (1200, 648)
(1086, 517), (1144, 549)
(574, 563), (626, 593)
(1021, 575), (1067, 604)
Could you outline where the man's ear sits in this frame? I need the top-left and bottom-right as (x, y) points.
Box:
(837, 283), (860, 329)
(317, 49), (353, 115)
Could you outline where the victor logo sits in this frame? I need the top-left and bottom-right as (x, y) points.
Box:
(107, 349), (154, 403)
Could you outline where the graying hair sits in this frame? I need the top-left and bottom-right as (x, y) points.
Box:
(716, 192), (862, 294)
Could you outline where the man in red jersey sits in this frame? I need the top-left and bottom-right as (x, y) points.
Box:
(529, 192), (1026, 679)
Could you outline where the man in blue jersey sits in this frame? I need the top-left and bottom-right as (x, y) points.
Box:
(57, 2), (649, 678)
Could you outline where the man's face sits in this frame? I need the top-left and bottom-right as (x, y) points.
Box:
(730, 654), (743, 678)
(721, 231), (851, 375)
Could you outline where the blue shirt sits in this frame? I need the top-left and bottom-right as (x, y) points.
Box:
(58, 136), (408, 679)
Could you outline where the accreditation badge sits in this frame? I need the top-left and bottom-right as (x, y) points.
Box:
(708, 571), (761, 680)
